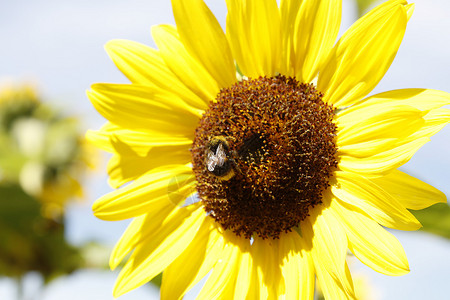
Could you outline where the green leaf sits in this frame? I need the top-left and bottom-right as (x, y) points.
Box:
(412, 203), (450, 239)
(150, 273), (163, 288)
(355, 0), (381, 17)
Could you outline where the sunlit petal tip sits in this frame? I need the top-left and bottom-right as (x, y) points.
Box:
(85, 129), (106, 150)
(413, 220), (423, 230)
(371, 170), (447, 210)
(113, 279), (131, 298)
(92, 199), (113, 220)
(104, 39), (122, 53)
(397, 264), (410, 275)
(109, 259), (119, 271)
(437, 194), (448, 204)
(406, 3), (415, 21)
(91, 199), (105, 215)
(85, 89), (94, 100)
(104, 39), (139, 54)
(319, 0), (408, 108)
(334, 171), (423, 231)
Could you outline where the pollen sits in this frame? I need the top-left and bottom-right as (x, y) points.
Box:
(191, 75), (337, 239)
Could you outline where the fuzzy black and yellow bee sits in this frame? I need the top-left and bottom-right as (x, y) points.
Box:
(205, 133), (265, 181)
(205, 136), (236, 181)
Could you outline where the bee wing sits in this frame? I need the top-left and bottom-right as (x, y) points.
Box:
(206, 143), (227, 172)
(206, 150), (218, 172)
(215, 143), (227, 166)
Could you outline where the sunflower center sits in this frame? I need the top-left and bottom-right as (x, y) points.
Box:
(191, 75), (337, 239)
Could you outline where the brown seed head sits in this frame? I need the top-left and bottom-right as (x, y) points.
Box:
(191, 75), (337, 239)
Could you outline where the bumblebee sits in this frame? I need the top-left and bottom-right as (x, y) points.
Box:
(205, 136), (236, 181)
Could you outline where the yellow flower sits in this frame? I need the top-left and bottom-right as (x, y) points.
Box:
(87, 0), (450, 299)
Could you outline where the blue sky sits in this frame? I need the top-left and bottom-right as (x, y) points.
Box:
(0, 0), (449, 299)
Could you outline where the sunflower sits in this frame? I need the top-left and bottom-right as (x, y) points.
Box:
(87, 0), (450, 298)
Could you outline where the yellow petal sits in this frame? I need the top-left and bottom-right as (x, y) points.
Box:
(401, 109), (450, 143)
(406, 3), (415, 20)
(316, 262), (356, 300)
(86, 124), (116, 154)
(106, 145), (191, 188)
(318, 2), (407, 107)
(105, 40), (208, 110)
(109, 205), (178, 270)
(251, 237), (285, 299)
(151, 24), (220, 105)
(337, 105), (425, 154)
(161, 217), (226, 300)
(93, 165), (195, 220)
(88, 83), (199, 135)
(338, 91), (450, 159)
(279, 0), (302, 76)
(86, 123), (192, 157)
(291, 0), (341, 82)
(113, 204), (204, 297)
(171, 0), (235, 88)
(246, 253), (264, 300)
(332, 171), (421, 230)
(331, 199), (410, 276)
(233, 247), (253, 300)
(371, 170), (447, 210)
(339, 88), (450, 114)
(104, 39), (164, 86)
(226, 0), (280, 77)
(337, 103), (423, 130)
(109, 214), (147, 270)
(337, 139), (398, 160)
(278, 230), (314, 300)
(302, 205), (356, 299)
(338, 137), (430, 177)
(105, 39), (161, 85)
(196, 235), (248, 300)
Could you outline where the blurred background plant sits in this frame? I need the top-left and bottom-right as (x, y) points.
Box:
(0, 83), (100, 300)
